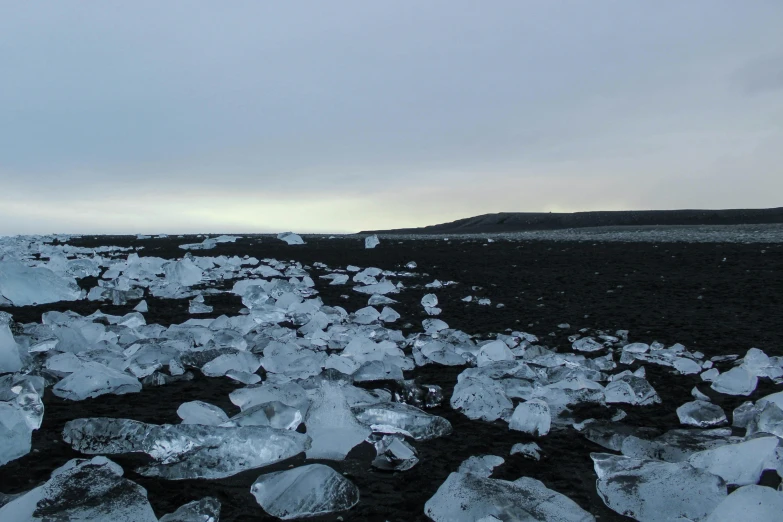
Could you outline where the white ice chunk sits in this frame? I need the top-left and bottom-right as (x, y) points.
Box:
(177, 401), (229, 426)
(353, 281), (397, 295)
(572, 337), (604, 352)
(711, 366), (758, 396)
(510, 442), (542, 460)
(52, 362), (141, 401)
(704, 485), (783, 522)
(364, 235), (380, 249)
(201, 352), (261, 377)
(63, 417), (311, 479)
(372, 435), (419, 471)
(379, 306), (400, 323)
(604, 375), (660, 405)
(0, 456), (157, 522)
(0, 258), (82, 306)
(676, 400), (727, 428)
(304, 382), (371, 460)
(353, 402), (452, 441)
(508, 399), (551, 436)
(592, 453), (726, 522)
(159, 497), (221, 522)
(458, 455), (505, 477)
(451, 373), (513, 422)
(251, 464), (359, 519)
(688, 436), (779, 486)
(133, 300), (148, 313)
(277, 232), (305, 245)
(476, 340), (515, 367)
(0, 323), (23, 373)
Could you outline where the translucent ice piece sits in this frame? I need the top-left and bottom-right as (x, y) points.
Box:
(508, 399), (551, 436)
(0, 258), (82, 306)
(304, 382), (371, 460)
(364, 235), (380, 249)
(704, 485), (783, 522)
(688, 436), (778, 486)
(372, 435), (418, 471)
(52, 362), (141, 400)
(277, 232), (305, 245)
(676, 400), (727, 428)
(711, 367), (757, 396)
(353, 402), (452, 441)
(159, 497), (221, 522)
(251, 464), (359, 519)
(177, 400), (229, 426)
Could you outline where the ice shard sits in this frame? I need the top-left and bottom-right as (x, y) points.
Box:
(710, 366), (757, 396)
(364, 235), (380, 249)
(52, 362), (142, 400)
(372, 435), (419, 471)
(304, 382), (371, 460)
(676, 400), (727, 428)
(0, 258), (82, 306)
(353, 402), (452, 441)
(62, 418), (311, 479)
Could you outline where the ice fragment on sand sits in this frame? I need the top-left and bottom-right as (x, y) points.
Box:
(159, 497), (221, 522)
(0, 258), (82, 306)
(510, 442), (542, 460)
(704, 485), (783, 522)
(604, 375), (660, 405)
(676, 400), (727, 427)
(277, 232), (305, 245)
(202, 352), (260, 377)
(364, 235), (380, 249)
(177, 401), (229, 426)
(572, 337), (604, 352)
(353, 280), (397, 295)
(0, 456), (157, 522)
(52, 362), (141, 400)
(424, 467), (595, 522)
(710, 366), (757, 395)
(251, 464), (358, 519)
(304, 382), (371, 460)
(508, 399), (551, 436)
(458, 455), (505, 477)
(592, 453), (726, 522)
(687, 436), (778, 486)
(674, 357), (703, 375)
(62, 417), (311, 479)
(422, 318), (449, 334)
(372, 435), (419, 471)
(133, 300), (148, 312)
(0, 323), (23, 373)
(353, 402), (452, 441)
(379, 306), (400, 323)
(476, 340), (515, 366)
(451, 372), (513, 422)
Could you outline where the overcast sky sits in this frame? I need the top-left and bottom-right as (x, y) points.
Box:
(1, 1), (782, 235)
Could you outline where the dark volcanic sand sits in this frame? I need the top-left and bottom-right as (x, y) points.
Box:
(2, 235), (782, 521)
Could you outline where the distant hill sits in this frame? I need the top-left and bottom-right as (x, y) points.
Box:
(362, 208), (783, 234)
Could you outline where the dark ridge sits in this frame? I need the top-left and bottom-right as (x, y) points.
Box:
(361, 207), (783, 234)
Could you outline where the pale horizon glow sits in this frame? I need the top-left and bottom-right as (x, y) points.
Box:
(1, 1), (782, 235)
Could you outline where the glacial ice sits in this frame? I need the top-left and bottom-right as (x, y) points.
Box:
(476, 340), (516, 366)
(277, 232), (305, 245)
(0, 323), (23, 373)
(704, 485), (783, 522)
(0, 258), (82, 306)
(52, 362), (141, 400)
(251, 464), (359, 519)
(572, 337), (604, 352)
(508, 399), (551, 436)
(353, 402), (452, 441)
(458, 455), (505, 477)
(592, 453), (727, 521)
(710, 366), (758, 396)
(0, 456), (157, 522)
(450, 372), (514, 422)
(304, 382), (371, 459)
(676, 400), (727, 427)
(62, 417), (311, 479)
(510, 442), (542, 460)
(425, 465), (595, 522)
(177, 400), (229, 425)
(604, 375), (660, 405)
(687, 436), (778, 485)
(159, 497), (221, 522)
(365, 235), (380, 249)
(372, 435), (419, 471)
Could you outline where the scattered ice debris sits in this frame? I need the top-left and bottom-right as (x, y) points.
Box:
(177, 400), (229, 426)
(509, 399), (551, 436)
(477, 298), (491, 306)
(677, 400), (727, 427)
(277, 232), (305, 245)
(461, 295), (473, 302)
(592, 453), (727, 522)
(420, 293), (441, 315)
(250, 464), (359, 520)
(353, 402), (452, 441)
(0, 258), (83, 306)
(405, 261), (417, 269)
(425, 457), (595, 521)
(364, 235), (380, 249)
(702, 367), (721, 381)
(710, 366), (758, 395)
(62, 417), (311, 479)
(510, 442), (542, 460)
(353, 280), (397, 295)
(0, 456), (158, 521)
(704, 485), (783, 522)
(372, 435), (419, 471)
(159, 497), (221, 522)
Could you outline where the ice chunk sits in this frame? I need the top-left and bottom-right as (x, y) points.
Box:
(509, 399), (551, 436)
(230, 381), (310, 412)
(164, 257), (203, 287)
(701, 368), (720, 381)
(225, 369), (262, 385)
(422, 318), (449, 334)
(372, 435), (419, 471)
(0, 258), (82, 306)
(223, 401), (303, 431)
(592, 453), (726, 522)
(704, 485), (783, 522)
(159, 497), (221, 522)
(353, 281), (397, 295)
(304, 382), (371, 459)
(688, 436), (778, 486)
(572, 337), (604, 352)
(692, 386), (711, 401)
(476, 340), (516, 367)
(0, 323), (23, 373)
(364, 235), (380, 249)
(368, 294), (397, 305)
(424, 470), (595, 522)
(604, 375), (660, 405)
(0, 402), (31, 466)
(177, 401), (229, 426)
(711, 366), (757, 395)
(133, 300), (149, 313)
(251, 464), (359, 519)
(277, 232), (305, 245)
(353, 402), (452, 441)
(621, 428), (737, 463)
(188, 297), (213, 314)
(352, 360), (404, 382)
(510, 442), (542, 460)
(674, 357), (703, 375)
(379, 306), (400, 323)
(201, 352), (261, 377)
(676, 400), (727, 428)
(62, 418), (311, 479)
(458, 455), (505, 477)
(0, 456), (157, 522)
(421, 293), (438, 308)
(451, 373), (513, 422)
(52, 362), (141, 400)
